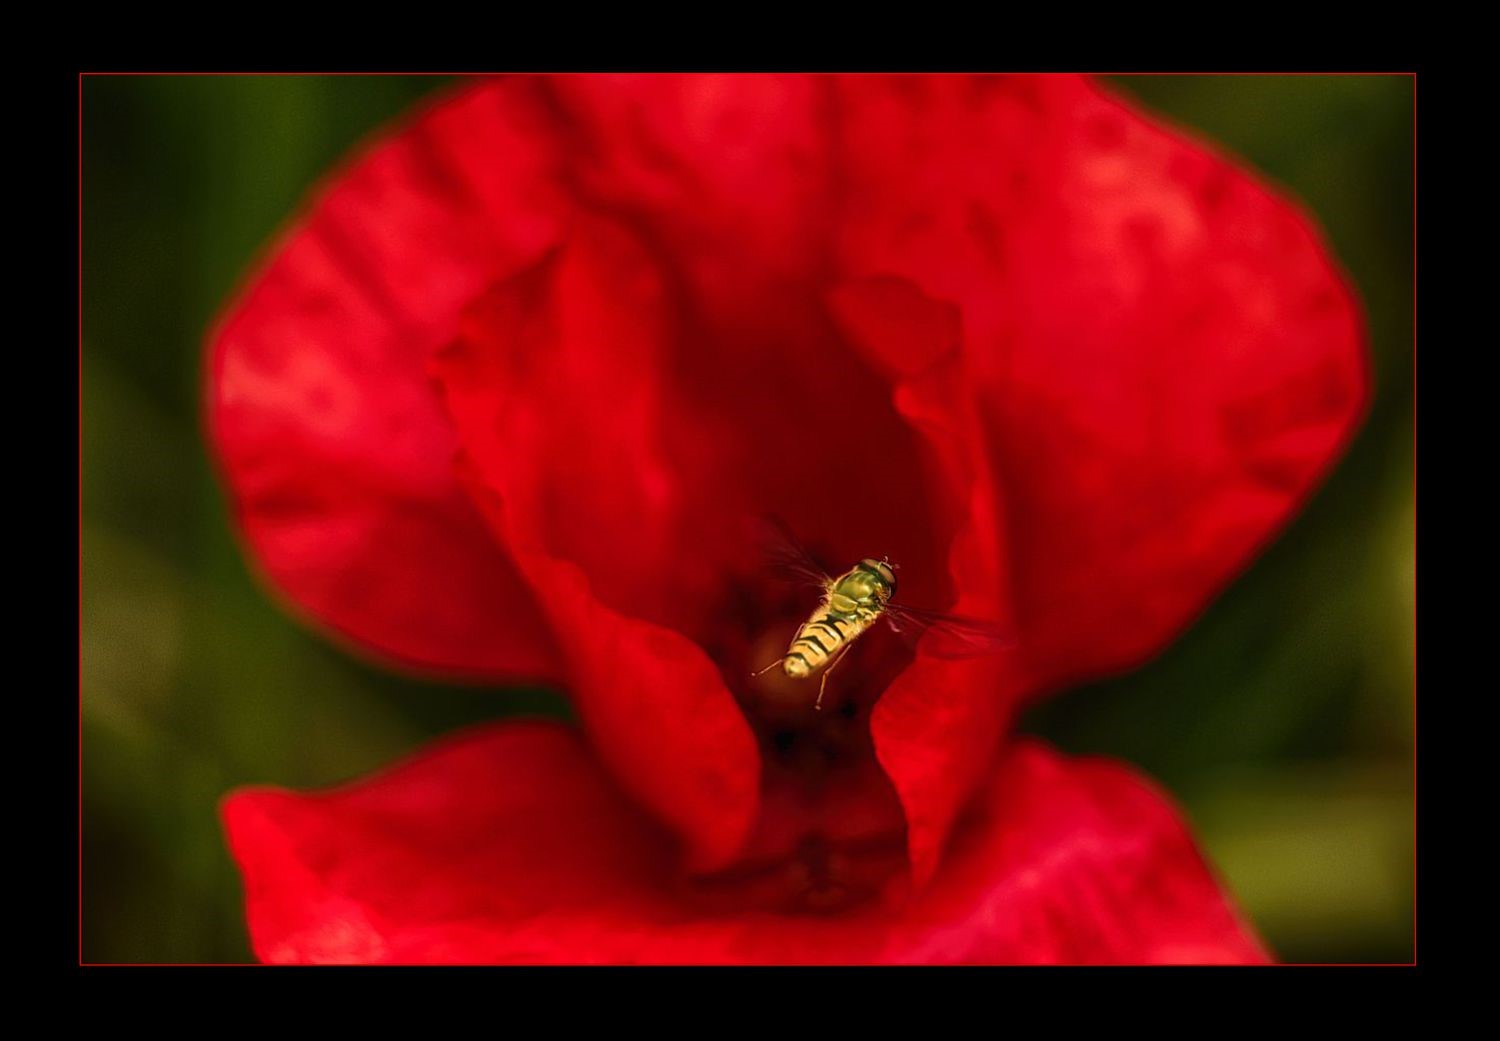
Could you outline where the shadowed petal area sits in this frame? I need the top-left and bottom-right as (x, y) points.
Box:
(207, 80), (573, 679)
(831, 73), (1368, 695)
(433, 222), (761, 870)
(224, 722), (1268, 965)
(526, 74), (952, 605)
(827, 275), (1020, 889)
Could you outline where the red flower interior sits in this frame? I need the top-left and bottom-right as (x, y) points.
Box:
(209, 74), (1367, 959)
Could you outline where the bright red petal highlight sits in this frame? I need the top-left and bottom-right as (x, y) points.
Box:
(823, 75), (1367, 877)
(224, 723), (1267, 965)
(207, 81), (572, 679)
(831, 73), (1368, 694)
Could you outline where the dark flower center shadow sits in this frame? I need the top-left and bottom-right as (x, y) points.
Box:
(684, 548), (921, 913)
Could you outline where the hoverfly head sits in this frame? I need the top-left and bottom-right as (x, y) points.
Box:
(858, 557), (898, 600)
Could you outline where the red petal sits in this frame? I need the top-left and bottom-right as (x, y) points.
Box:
(418, 78), (957, 871)
(207, 80), (572, 678)
(831, 73), (1368, 692)
(431, 219), (762, 870)
(826, 75), (1367, 876)
(224, 723), (1267, 965)
(519, 75), (953, 602)
(827, 275), (1021, 888)
(908, 739), (1270, 964)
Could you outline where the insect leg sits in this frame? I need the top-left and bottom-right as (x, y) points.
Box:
(815, 644), (853, 710)
(750, 658), (783, 678)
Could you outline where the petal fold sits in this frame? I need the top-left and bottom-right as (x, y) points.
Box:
(826, 275), (1020, 888)
(432, 221), (761, 870)
(225, 723), (1267, 965)
(830, 74), (1368, 694)
(207, 80), (571, 678)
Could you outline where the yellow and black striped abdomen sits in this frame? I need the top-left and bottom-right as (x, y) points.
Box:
(782, 608), (875, 679)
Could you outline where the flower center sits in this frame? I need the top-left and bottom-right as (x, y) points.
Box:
(685, 570), (916, 914)
(679, 830), (910, 916)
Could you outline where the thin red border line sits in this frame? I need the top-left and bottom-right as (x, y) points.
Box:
(79, 71), (1416, 972)
(77, 71), (85, 968)
(1409, 71), (1418, 967)
(74, 70), (1420, 77)
(76, 966), (1418, 969)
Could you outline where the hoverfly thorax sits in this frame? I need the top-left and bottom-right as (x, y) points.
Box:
(829, 558), (896, 614)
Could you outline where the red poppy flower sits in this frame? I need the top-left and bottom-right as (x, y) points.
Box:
(209, 73), (1366, 965)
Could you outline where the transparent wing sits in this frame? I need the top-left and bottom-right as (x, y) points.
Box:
(755, 514), (833, 591)
(883, 602), (1013, 660)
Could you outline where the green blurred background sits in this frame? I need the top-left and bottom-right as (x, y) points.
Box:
(80, 74), (1414, 964)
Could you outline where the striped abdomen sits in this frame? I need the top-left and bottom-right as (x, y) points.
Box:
(782, 607), (877, 679)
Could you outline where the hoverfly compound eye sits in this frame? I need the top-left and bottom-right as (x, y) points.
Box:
(860, 557), (897, 594)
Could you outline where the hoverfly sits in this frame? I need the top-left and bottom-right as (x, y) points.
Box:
(752, 517), (1012, 709)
